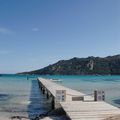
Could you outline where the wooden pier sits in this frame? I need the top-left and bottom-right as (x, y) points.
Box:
(38, 78), (120, 120)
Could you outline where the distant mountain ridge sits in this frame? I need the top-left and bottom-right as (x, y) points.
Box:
(20, 55), (120, 75)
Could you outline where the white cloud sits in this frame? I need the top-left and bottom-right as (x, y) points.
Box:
(32, 28), (39, 32)
(0, 28), (14, 35)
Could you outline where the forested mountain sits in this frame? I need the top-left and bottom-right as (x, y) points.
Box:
(20, 55), (120, 75)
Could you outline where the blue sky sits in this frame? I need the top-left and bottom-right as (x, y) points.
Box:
(0, 0), (120, 73)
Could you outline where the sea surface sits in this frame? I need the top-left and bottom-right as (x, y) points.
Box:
(0, 75), (120, 119)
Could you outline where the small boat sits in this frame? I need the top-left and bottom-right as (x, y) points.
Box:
(50, 79), (63, 82)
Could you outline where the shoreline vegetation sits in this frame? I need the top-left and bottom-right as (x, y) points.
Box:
(19, 54), (120, 75)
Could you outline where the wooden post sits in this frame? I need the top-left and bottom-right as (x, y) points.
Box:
(51, 96), (55, 109)
(42, 87), (45, 94)
(94, 90), (105, 101)
(46, 91), (49, 99)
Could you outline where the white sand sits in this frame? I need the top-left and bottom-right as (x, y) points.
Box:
(41, 115), (70, 120)
(0, 111), (29, 120)
(105, 115), (120, 120)
(0, 112), (10, 120)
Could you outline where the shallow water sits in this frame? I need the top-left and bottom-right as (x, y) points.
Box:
(0, 75), (51, 119)
(0, 75), (120, 119)
(44, 75), (120, 107)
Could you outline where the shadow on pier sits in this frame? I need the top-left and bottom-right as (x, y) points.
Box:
(28, 79), (69, 120)
(28, 80), (51, 119)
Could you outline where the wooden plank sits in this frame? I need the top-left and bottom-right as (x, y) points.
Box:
(38, 78), (90, 102)
(60, 101), (120, 120)
(38, 78), (120, 120)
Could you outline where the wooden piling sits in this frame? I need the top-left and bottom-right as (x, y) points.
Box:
(51, 96), (55, 109)
(46, 91), (49, 99)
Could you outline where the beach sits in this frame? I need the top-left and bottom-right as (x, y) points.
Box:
(105, 115), (120, 120)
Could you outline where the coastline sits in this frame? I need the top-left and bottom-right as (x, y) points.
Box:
(1, 75), (120, 120)
(0, 111), (28, 120)
(0, 107), (69, 120)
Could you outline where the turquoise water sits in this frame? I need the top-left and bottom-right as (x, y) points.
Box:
(0, 75), (120, 118)
(0, 75), (51, 119)
(43, 75), (120, 107)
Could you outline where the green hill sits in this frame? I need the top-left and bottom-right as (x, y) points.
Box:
(20, 55), (120, 75)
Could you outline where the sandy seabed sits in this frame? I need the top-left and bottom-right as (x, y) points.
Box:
(0, 107), (69, 120)
(105, 115), (120, 120)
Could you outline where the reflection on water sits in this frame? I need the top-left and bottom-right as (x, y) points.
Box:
(0, 94), (11, 101)
(113, 99), (120, 107)
(0, 75), (52, 119)
(28, 80), (51, 119)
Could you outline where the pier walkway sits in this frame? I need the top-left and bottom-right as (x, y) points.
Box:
(38, 78), (120, 120)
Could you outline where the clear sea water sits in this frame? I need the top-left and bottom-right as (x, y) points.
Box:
(0, 75), (120, 119)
